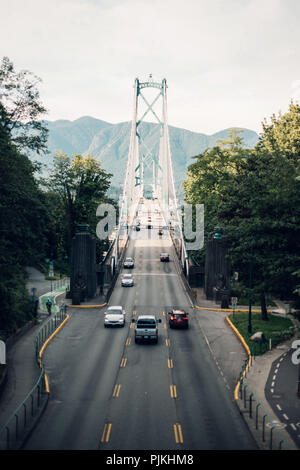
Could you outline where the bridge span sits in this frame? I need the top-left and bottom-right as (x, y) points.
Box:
(22, 198), (256, 450)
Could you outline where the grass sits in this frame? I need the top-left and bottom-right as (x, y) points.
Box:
(229, 311), (295, 355)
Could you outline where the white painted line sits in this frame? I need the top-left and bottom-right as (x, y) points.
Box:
(283, 414), (289, 420)
(271, 381), (275, 387)
(270, 388), (274, 393)
(275, 368), (279, 374)
(276, 363), (280, 368)
(273, 375), (277, 381)
(276, 404), (282, 411)
(291, 424), (297, 431)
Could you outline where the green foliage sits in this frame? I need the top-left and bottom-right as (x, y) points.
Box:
(44, 151), (113, 261)
(229, 312), (295, 355)
(0, 58), (115, 340)
(0, 104), (51, 337)
(0, 56), (48, 154)
(183, 114), (300, 316)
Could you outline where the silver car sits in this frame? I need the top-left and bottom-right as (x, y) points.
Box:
(121, 273), (134, 287)
(104, 306), (125, 327)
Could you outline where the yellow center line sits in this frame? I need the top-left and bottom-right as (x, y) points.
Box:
(173, 423), (183, 444)
(126, 337), (131, 346)
(168, 358), (173, 369)
(113, 384), (122, 397)
(170, 385), (177, 398)
(165, 338), (170, 347)
(101, 423), (112, 443)
(120, 357), (127, 367)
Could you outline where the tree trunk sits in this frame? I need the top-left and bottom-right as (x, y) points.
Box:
(261, 291), (268, 321)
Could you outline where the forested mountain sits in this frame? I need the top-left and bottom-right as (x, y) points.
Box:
(35, 116), (259, 195)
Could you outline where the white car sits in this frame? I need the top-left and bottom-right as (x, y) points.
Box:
(104, 306), (125, 327)
(121, 273), (134, 287)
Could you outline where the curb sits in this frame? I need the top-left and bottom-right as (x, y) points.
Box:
(195, 304), (272, 313)
(225, 315), (252, 400)
(38, 314), (70, 393)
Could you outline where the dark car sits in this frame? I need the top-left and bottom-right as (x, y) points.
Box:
(160, 252), (169, 262)
(123, 257), (134, 269)
(158, 228), (163, 236)
(169, 310), (189, 329)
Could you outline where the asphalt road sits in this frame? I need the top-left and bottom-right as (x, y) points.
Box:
(22, 201), (257, 450)
(265, 348), (300, 444)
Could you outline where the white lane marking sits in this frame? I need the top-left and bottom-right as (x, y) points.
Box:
(276, 404), (282, 411)
(283, 414), (289, 420)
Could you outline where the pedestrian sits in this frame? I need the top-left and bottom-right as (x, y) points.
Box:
(46, 298), (52, 315)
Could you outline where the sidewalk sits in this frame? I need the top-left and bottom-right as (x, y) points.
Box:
(0, 269), (68, 438)
(192, 287), (300, 450)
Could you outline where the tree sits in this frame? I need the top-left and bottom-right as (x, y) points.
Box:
(218, 148), (300, 320)
(0, 56), (48, 154)
(183, 129), (250, 263)
(183, 121), (300, 320)
(258, 101), (300, 174)
(0, 103), (51, 336)
(46, 152), (113, 258)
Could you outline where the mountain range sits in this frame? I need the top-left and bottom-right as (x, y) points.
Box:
(34, 116), (259, 197)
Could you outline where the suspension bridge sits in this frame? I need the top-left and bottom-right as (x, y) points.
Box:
(111, 76), (188, 277)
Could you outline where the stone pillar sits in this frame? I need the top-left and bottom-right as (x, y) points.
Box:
(70, 224), (97, 304)
(205, 235), (231, 303)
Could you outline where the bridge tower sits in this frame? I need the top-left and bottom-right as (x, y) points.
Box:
(112, 76), (189, 276)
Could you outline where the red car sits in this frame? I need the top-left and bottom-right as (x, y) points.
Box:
(169, 310), (189, 329)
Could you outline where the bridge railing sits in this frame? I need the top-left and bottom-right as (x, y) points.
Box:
(0, 305), (68, 450)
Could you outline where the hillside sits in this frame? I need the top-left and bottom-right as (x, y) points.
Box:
(34, 116), (259, 196)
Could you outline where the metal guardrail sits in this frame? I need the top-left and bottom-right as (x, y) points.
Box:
(49, 278), (70, 292)
(0, 305), (67, 450)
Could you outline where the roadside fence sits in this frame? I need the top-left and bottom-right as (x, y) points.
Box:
(235, 357), (292, 450)
(0, 304), (68, 450)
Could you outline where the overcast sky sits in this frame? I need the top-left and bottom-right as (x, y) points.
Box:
(1, 0), (300, 135)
